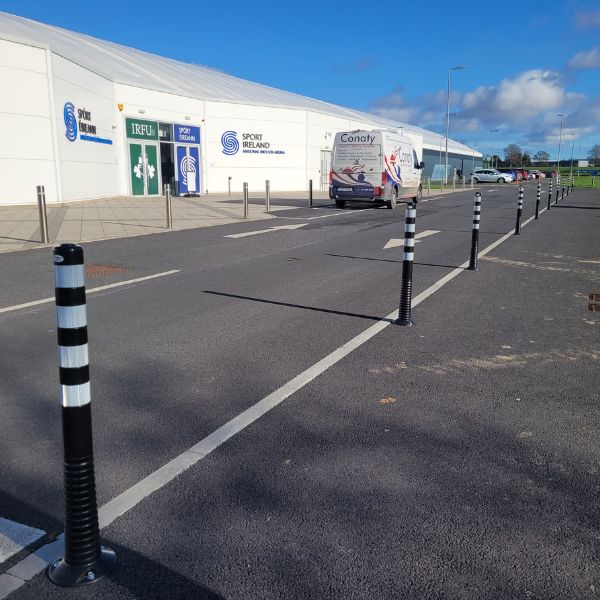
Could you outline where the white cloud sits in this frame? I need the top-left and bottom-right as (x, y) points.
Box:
(461, 70), (569, 122)
(568, 47), (600, 69)
(575, 9), (600, 29)
(368, 68), (594, 151)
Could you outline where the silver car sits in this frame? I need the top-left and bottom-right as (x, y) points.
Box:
(470, 168), (513, 184)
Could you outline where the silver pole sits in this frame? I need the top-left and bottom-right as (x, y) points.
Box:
(265, 180), (270, 211)
(36, 185), (49, 243)
(243, 182), (248, 219)
(228, 176), (232, 197)
(427, 177), (431, 195)
(164, 183), (172, 229)
(556, 114), (564, 189)
(445, 70), (451, 184)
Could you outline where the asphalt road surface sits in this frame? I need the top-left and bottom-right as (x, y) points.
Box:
(1, 182), (599, 598)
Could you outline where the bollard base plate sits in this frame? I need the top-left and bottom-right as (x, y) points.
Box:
(395, 319), (415, 326)
(48, 546), (117, 587)
(466, 266), (479, 271)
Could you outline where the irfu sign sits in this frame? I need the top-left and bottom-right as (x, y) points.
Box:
(126, 118), (158, 140)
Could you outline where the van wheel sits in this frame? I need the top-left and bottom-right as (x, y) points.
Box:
(335, 199), (346, 209)
(387, 188), (398, 209)
(413, 185), (423, 202)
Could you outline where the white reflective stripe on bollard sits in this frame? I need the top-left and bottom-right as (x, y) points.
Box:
(54, 265), (85, 289)
(56, 305), (87, 329)
(61, 382), (91, 408)
(58, 345), (89, 369)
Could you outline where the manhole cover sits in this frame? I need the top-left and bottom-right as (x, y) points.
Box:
(589, 303), (600, 312)
(85, 263), (132, 278)
(589, 293), (600, 302)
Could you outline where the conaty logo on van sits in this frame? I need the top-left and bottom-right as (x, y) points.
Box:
(340, 133), (375, 144)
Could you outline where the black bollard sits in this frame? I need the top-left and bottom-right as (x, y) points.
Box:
(561, 185), (565, 200)
(547, 180), (553, 211)
(396, 203), (416, 326)
(555, 178), (560, 205)
(514, 185), (523, 235)
(467, 192), (482, 270)
(48, 244), (117, 587)
(309, 179), (313, 207)
(535, 180), (541, 219)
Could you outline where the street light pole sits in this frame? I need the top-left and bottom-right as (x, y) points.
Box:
(556, 114), (564, 183)
(490, 128), (499, 169)
(445, 65), (467, 184)
(569, 134), (575, 183)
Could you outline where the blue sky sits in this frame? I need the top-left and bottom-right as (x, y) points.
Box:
(3, 0), (600, 161)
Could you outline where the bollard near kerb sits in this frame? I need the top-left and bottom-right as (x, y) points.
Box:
(515, 185), (524, 235)
(36, 185), (50, 243)
(395, 202), (416, 326)
(243, 182), (248, 219)
(309, 179), (313, 207)
(561, 184), (565, 200)
(535, 180), (541, 219)
(467, 192), (482, 271)
(164, 183), (173, 229)
(48, 244), (117, 587)
(547, 179), (553, 211)
(265, 180), (271, 212)
(228, 176), (232, 197)
(555, 177), (560, 205)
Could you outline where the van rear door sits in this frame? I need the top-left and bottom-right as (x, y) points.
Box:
(331, 134), (381, 198)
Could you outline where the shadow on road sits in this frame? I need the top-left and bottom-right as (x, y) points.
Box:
(202, 290), (395, 323)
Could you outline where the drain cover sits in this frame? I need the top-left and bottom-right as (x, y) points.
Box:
(85, 263), (131, 278)
(589, 304), (600, 312)
(589, 293), (600, 302)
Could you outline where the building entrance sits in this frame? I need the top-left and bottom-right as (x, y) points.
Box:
(128, 143), (159, 196)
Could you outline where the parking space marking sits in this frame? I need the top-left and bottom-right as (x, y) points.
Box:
(0, 270), (180, 315)
(0, 517), (45, 564)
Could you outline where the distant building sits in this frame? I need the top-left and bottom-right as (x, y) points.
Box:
(0, 11), (482, 206)
(578, 160), (589, 167)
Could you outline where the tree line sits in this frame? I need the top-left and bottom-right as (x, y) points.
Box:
(488, 144), (600, 168)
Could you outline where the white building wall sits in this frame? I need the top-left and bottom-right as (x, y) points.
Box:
(0, 40), (57, 206)
(204, 102), (308, 193)
(51, 54), (119, 202)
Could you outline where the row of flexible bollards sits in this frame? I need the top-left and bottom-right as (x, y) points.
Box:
(396, 178), (575, 325)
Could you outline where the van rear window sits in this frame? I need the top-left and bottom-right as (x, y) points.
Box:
(333, 144), (381, 167)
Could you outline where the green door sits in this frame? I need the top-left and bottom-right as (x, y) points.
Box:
(145, 144), (159, 195)
(129, 143), (145, 196)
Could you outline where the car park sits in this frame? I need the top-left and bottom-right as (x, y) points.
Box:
(469, 168), (513, 183)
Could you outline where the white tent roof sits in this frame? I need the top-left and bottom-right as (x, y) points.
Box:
(0, 11), (480, 157)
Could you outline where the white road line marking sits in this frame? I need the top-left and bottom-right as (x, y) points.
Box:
(0, 207), (548, 598)
(0, 518), (45, 563)
(0, 270), (180, 315)
(384, 230), (440, 249)
(224, 224), (307, 238)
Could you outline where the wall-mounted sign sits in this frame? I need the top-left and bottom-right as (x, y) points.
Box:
(176, 146), (200, 195)
(126, 118), (158, 140)
(63, 101), (112, 145)
(174, 124), (200, 144)
(220, 130), (285, 156)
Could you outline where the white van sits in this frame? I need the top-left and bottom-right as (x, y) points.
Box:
(329, 129), (424, 209)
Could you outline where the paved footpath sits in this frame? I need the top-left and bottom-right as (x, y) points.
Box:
(1, 186), (598, 598)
